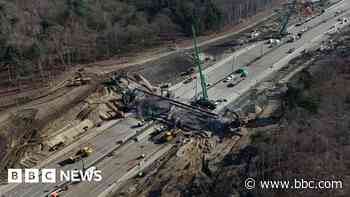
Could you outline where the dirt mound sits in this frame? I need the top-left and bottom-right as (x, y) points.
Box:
(0, 109), (39, 176)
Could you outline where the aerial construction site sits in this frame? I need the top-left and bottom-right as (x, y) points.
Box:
(1, 0), (350, 197)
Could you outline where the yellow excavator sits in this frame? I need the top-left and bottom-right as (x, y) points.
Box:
(59, 147), (93, 166)
(160, 129), (180, 143)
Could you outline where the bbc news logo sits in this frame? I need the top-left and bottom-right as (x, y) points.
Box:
(8, 168), (102, 183)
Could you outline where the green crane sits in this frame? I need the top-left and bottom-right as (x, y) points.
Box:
(279, 0), (297, 37)
(191, 25), (216, 110)
(192, 25), (208, 101)
(279, 10), (291, 36)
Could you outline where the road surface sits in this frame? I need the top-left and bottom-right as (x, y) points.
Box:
(172, 0), (350, 102)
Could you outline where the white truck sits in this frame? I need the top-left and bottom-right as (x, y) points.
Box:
(268, 39), (281, 47)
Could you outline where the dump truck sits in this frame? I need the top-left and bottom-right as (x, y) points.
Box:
(58, 147), (93, 166)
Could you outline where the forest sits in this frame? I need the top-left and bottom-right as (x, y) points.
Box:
(0, 0), (273, 79)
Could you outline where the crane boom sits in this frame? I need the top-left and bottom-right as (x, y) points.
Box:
(279, 0), (297, 36)
(280, 11), (291, 35)
(192, 25), (208, 101)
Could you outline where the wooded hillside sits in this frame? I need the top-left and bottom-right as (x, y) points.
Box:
(0, 0), (273, 80)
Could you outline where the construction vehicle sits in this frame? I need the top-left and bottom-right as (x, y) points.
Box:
(270, 0), (315, 39)
(153, 129), (180, 144)
(190, 24), (217, 110)
(269, 0), (297, 39)
(121, 88), (137, 109)
(162, 131), (176, 142)
(224, 109), (245, 130)
(279, 1), (295, 37)
(58, 147), (93, 166)
(75, 147), (93, 157)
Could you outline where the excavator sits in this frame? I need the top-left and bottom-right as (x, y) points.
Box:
(153, 128), (180, 144)
(162, 131), (177, 142)
(58, 147), (93, 166)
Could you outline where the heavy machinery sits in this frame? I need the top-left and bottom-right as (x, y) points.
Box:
(280, 1), (296, 37)
(102, 72), (127, 95)
(276, 0), (316, 38)
(153, 128), (180, 144)
(270, 0), (298, 39)
(162, 131), (176, 142)
(191, 24), (217, 110)
(121, 88), (137, 109)
(59, 147), (93, 166)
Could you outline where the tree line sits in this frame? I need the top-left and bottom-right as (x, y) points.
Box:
(0, 0), (273, 80)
